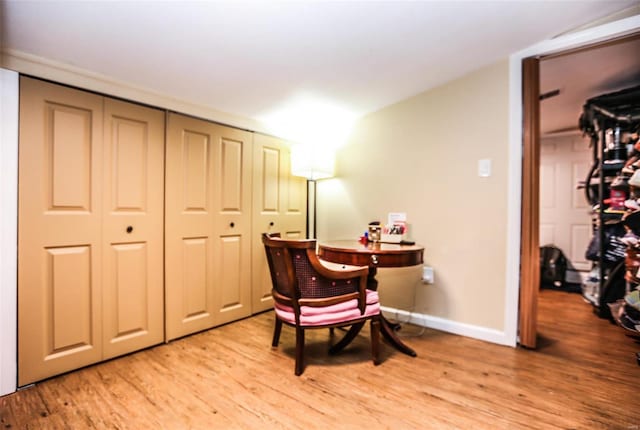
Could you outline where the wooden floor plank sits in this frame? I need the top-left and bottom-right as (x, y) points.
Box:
(1, 289), (638, 429)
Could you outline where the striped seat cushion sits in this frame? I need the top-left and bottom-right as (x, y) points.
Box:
(274, 290), (380, 326)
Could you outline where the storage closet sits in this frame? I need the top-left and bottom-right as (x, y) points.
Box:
(165, 113), (254, 340)
(164, 115), (307, 339)
(17, 77), (307, 384)
(18, 77), (165, 385)
(579, 86), (640, 324)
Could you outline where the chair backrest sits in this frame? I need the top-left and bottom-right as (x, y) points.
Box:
(262, 233), (296, 300)
(261, 233), (366, 309)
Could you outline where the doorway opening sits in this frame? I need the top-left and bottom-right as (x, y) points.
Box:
(519, 31), (640, 348)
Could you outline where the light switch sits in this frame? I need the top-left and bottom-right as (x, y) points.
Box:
(478, 158), (491, 177)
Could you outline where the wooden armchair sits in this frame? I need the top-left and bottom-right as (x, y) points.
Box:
(262, 233), (381, 375)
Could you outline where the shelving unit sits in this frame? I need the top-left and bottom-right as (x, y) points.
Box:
(580, 85), (640, 319)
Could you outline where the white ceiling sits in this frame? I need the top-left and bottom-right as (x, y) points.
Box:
(2, 0), (639, 142)
(540, 35), (640, 135)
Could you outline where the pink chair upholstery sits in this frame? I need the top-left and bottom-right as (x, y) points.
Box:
(262, 233), (381, 375)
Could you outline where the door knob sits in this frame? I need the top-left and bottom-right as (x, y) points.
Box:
(269, 221), (275, 227)
(230, 222), (235, 228)
(126, 226), (133, 234)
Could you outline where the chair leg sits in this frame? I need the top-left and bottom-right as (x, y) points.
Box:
(295, 327), (305, 376)
(371, 318), (381, 365)
(272, 318), (283, 347)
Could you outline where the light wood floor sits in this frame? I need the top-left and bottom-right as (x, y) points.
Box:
(1, 289), (639, 429)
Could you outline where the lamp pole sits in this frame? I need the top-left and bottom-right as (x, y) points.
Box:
(306, 179), (317, 239)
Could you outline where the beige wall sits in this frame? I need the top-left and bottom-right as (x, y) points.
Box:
(317, 59), (510, 331)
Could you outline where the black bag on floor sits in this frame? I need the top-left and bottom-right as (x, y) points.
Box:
(540, 245), (567, 287)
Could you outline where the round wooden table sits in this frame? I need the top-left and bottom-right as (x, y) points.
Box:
(318, 240), (425, 357)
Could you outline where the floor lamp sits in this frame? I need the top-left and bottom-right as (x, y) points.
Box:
(291, 144), (335, 239)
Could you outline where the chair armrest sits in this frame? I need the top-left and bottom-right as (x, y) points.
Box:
(309, 250), (368, 280)
(318, 259), (367, 273)
(305, 250), (369, 313)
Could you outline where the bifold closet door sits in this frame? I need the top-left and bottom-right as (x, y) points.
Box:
(18, 78), (104, 385)
(102, 99), (165, 360)
(18, 78), (165, 385)
(165, 113), (253, 341)
(251, 134), (306, 313)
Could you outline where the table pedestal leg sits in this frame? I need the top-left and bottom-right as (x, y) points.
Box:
(330, 267), (418, 357)
(368, 266), (417, 357)
(329, 267), (418, 357)
(329, 322), (365, 355)
(379, 315), (417, 357)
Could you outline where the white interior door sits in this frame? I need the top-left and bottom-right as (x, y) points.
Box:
(539, 133), (593, 273)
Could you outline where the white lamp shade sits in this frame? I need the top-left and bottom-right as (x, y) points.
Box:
(291, 144), (335, 180)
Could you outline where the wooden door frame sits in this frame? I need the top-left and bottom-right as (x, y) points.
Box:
(515, 18), (640, 348)
(519, 57), (540, 348)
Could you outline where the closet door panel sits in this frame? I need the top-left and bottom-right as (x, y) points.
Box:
(102, 99), (164, 359)
(18, 77), (104, 386)
(165, 113), (218, 340)
(261, 147), (281, 212)
(183, 132), (210, 212)
(252, 137), (283, 312)
(213, 127), (253, 324)
(47, 246), (93, 351)
(251, 134), (306, 313)
(281, 147), (306, 238)
(220, 137), (244, 211)
(110, 242), (148, 328)
(215, 235), (246, 320)
(182, 237), (211, 320)
(49, 109), (92, 209)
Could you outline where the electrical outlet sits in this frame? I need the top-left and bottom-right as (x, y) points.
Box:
(422, 266), (434, 284)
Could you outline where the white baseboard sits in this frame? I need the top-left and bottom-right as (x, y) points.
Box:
(381, 306), (515, 347)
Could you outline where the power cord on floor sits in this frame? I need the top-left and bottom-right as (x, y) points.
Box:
(385, 281), (426, 338)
